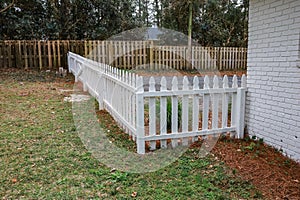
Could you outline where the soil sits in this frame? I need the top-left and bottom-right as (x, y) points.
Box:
(211, 136), (300, 200)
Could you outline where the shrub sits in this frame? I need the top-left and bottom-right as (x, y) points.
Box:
(166, 97), (182, 131)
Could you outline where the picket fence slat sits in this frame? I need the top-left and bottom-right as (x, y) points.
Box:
(222, 75), (229, 128)
(149, 77), (156, 150)
(160, 77), (168, 149)
(192, 76), (200, 142)
(171, 76), (179, 148)
(68, 52), (247, 154)
(182, 76), (189, 146)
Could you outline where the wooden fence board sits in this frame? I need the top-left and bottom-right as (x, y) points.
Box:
(0, 40), (247, 70)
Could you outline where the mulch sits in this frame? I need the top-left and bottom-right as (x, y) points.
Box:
(211, 136), (300, 200)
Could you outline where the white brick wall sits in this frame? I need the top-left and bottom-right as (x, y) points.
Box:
(246, 0), (300, 161)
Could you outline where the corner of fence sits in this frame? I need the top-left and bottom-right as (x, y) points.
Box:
(235, 75), (247, 139)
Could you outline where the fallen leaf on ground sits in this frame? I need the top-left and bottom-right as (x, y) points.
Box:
(131, 191), (137, 197)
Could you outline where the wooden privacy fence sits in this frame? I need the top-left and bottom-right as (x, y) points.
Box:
(0, 40), (90, 70)
(68, 52), (247, 154)
(0, 40), (247, 71)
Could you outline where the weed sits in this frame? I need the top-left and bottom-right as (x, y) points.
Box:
(284, 159), (291, 167)
(166, 96), (182, 130)
(110, 171), (128, 182)
(244, 135), (251, 142)
(245, 142), (257, 151)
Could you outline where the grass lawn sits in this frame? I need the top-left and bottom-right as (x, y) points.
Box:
(0, 70), (262, 199)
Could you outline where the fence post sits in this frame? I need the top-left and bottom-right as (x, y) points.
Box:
(47, 41), (52, 69)
(217, 47), (221, 71)
(38, 41), (42, 69)
(16, 41), (22, 68)
(7, 41), (12, 68)
(107, 42), (113, 66)
(149, 43), (154, 70)
(136, 76), (145, 154)
(235, 75), (247, 139)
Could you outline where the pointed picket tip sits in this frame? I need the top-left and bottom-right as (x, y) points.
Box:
(232, 75), (238, 88)
(204, 75), (210, 89)
(118, 69), (122, 79)
(128, 72), (132, 86)
(113, 68), (117, 77)
(172, 76), (178, 90)
(113, 68), (120, 78)
(160, 76), (167, 90)
(123, 70), (126, 82)
(213, 75), (219, 89)
(193, 76), (199, 90)
(183, 76), (189, 90)
(149, 76), (156, 92)
(241, 74), (247, 88)
(121, 70), (124, 81)
(223, 75), (229, 88)
(119, 69), (122, 80)
(132, 74), (136, 87)
(137, 76), (144, 92)
(123, 71), (126, 82)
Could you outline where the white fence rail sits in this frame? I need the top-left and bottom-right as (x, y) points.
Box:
(68, 52), (247, 154)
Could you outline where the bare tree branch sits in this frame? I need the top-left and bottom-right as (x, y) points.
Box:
(0, 0), (15, 13)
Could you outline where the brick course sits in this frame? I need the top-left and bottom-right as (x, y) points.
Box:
(246, 0), (300, 161)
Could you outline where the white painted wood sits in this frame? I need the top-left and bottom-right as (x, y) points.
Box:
(236, 80), (246, 139)
(149, 77), (157, 150)
(230, 75), (238, 138)
(160, 76), (167, 149)
(171, 76), (179, 148)
(68, 52), (247, 154)
(192, 76), (200, 142)
(212, 76), (219, 129)
(222, 75), (229, 128)
(232, 75), (238, 88)
(136, 76), (145, 154)
(202, 75), (210, 130)
(182, 76), (189, 146)
(241, 74), (247, 88)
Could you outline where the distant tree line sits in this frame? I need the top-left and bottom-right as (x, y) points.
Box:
(0, 0), (248, 47)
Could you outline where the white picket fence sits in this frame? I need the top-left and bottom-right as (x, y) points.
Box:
(68, 52), (247, 154)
